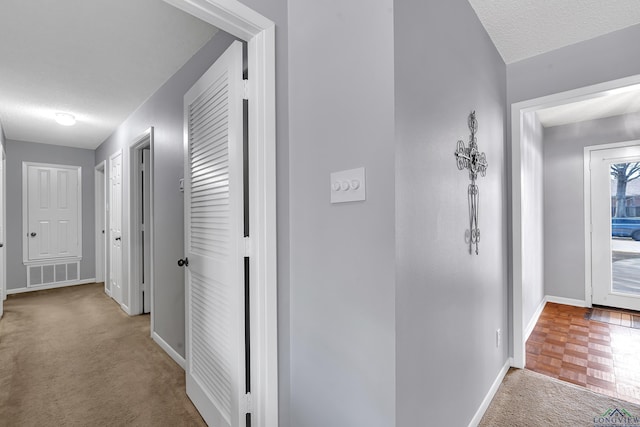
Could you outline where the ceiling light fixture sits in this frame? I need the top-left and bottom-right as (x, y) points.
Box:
(55, 113), (76, 126)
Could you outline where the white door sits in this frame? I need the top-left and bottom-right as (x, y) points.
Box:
(142, 148), (151, 313)
(25, 164), (80, 260)
(95, 164), (106, 284)
(0, 152), (5, 317)
(591, 144), (640, 310)
(183, 41), (247, 427)
(109, 151), (123, 305)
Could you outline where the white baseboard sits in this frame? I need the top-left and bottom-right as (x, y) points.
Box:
(468, 358), (512, 427)
(120, 303), (132, 315)
(7, 278), (97, 295)
(545, 295), (589, 308)
(152, 331), (185, 370)
(525, 297), (547, 341)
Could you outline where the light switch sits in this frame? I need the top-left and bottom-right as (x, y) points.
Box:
(331, 167), (366, 203)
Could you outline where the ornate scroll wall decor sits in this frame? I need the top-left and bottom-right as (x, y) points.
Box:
(454, 111), (487, 255)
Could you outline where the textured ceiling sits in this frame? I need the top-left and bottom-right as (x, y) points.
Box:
(0, 0), (217, 148)
(468, 0), (640, 64)
(536, 85), (640, 128)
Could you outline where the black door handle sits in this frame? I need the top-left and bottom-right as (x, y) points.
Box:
(30, 232), (37, 237)
(178, 258), (189, 267)
(0, 243), (3, 248)
(115, 237), (121, 241)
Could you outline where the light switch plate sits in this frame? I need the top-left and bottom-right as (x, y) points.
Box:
(330, 167), (366, 203)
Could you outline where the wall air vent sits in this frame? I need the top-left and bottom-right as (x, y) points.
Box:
(27, 261), (80, 288)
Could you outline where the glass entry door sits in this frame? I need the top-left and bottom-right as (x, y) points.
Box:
(591, 145), (640, 310)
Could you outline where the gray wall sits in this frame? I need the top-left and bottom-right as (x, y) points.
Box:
(521, 112), (545, 325)
(287, 0), (395, 426)
(544, 112), (640, 300)
(5, 140), (95, 290)
(95, 32), (238, 357)
(394, 0), (508, 425)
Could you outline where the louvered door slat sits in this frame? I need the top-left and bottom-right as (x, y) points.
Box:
(184, 41), (245, 427)
(189, 75), (228, 116)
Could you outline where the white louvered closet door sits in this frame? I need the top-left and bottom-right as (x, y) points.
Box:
(184, 41), (246, 427)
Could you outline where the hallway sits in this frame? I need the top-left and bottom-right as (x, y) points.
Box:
(0, 284), (204, 426)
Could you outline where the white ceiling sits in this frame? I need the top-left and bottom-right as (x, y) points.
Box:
(536, 85), (640, 128)
(468, 0), (640, 64)
(0, 0), (217, 149)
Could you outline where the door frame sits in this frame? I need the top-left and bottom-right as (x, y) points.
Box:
(511, 73), (640, 368)
(584, 140), (640, 310)
(128, 128), (154, 323)
(95, 161), (107, 289)
(162, 1), (277, 425)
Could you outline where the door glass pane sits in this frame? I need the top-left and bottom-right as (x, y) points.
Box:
(611, 162), (640, 296)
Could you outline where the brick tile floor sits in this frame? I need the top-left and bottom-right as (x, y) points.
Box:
(526, 302), (640, 405)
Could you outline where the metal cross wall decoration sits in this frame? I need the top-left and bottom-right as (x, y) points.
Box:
(454, 111), (488, 255)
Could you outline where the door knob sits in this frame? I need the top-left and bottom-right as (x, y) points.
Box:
(30, 232), (37, 237)
(178, 258), (189, 267)
(115, 237), (121, 241)
(0, 243), (3, 248)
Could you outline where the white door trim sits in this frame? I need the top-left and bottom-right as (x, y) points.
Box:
(511, 73), (640, 368)
(128, 128), (154, 325)
(163, 1), (277, 425)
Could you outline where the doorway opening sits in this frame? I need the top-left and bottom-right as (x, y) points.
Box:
(164, 1), (278, 425)
(511, 74), (640, 369)
(524, 141), (640, 404)
(129, 128), (154, 320)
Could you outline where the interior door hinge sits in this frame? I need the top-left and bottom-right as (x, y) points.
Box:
(243, 236), (252, 257)
(244, 392), (252, 413)
(243, 79), (249, 100)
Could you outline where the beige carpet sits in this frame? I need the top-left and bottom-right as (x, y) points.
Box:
(0, 283), (205, 426)
(480, 368), (640, 426)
